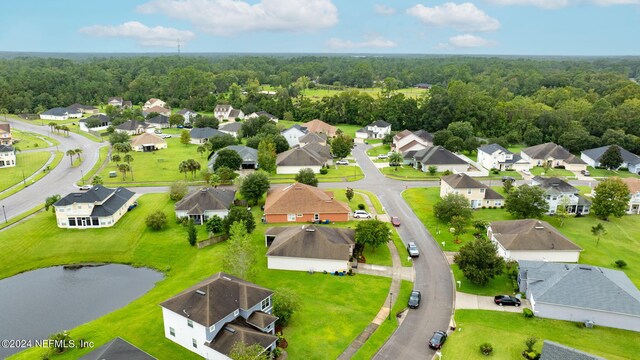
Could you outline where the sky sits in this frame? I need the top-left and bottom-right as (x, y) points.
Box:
(0, 0), (639, 55)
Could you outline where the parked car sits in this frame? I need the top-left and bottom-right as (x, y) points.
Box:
(78, 185), (92, 191)
(391, 216), (401, 227)
(522, 169), (531, 176)
(428, 331), (447, 350)
(407, 242), (419, 257)
(353, 210), (372, 219)
(177, 125), (184, 129)
(581, 169), (591, 176)
(377, 154), (389, 159)
(336, 159), (349, 165)
(389, 162), (400, 167)
(161, 134), (172, 139)
(408, 290), (421, 309)
(154, 129), (162, 134)
(502, 176), (516, 183)
(127, 201), (138, 211)
(494, 295), (521, 307)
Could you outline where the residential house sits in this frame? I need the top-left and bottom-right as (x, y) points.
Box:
(214, 104), (233, 121)
(0, 123), (12, 145)
(264, 182), (351, 223)
(65, 106), (83, 119)
(208, 145), (258, 172)
(108, 97), (132, 108)
(488, 219), (582, 262)
(392, 129), (433, 153)
(190, 127), (226, 145)
(265, 225), (355, 273)
(0, 145), (16, 168)
(115, 120), (150, 136)
(518, 261), (640, 332)
(160, 272), (277, 359)
(414, 83), (431, 89)
(621, 178), (640, 214)
(177, 109), (197, 124)
(175, 188), (236, 224)
(581, 145), (640, 174)
(411, 146), (469, 173)
(303, 119), (337, 137)
(131, 133), (167, 152)
(440, 173), (504, 208)
(276, 146), (328, 174)
(218, 122), (242, 138)
(142, 106), (171, 118)
(247, 111), (278, 123)
(298, 132), (327, 146)
(53, 185), (136, 228)
(40, 107), (69, 120)
(281, 124), (308, 147)
(355, 120), (392, 139)
(67, 103), (99, 115)
(147, 114), (170, 129)
(521, 142), (587, 172)
(540, 341), (604, 360)
(143, 98), (166, 110)
(477, 144), (530, 171)
(228, 109), (245, 122)
(79, 114), (111, 132)
(80, 337), (156, 360)
(531, 176), (591, 215)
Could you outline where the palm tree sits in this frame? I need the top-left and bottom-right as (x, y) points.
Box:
(111, 154), (121, 165)
(123, 154), (134, 181)
(66, 149), (76, 166)
(60, 125), (70, 136)
(197, 145), (206, 157)
(118, 163), (130, 180)
(591, 223), (606, 248)
(92, 175), (104, 186)
(113, 142), (131, 154)
(74, 148), (83, 161)
(48, 122), (57, 132)
(178, 160), (190, 180)
(389, 152), (403, 171)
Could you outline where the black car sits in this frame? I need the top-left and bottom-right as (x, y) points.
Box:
(408, 290), (421, 309)
(502, 176), (516, 183)
(428, 331), (447, 350)
(494, 295), (521, 306)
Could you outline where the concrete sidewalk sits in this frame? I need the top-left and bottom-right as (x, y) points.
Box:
(455, 292), (530, 313)
(357, 263), (415, 282)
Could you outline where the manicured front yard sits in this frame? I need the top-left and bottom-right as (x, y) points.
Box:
(269, 165), (364, 183)
(366, 144), (391, 157)
(531, 166), (576, 178)
(587, 166), (640, 178)
(443, 310), (640, 360)
(2, 194), (391, 360)
(381, 165), (442, 179)
(0, 151), (52, 191)
(452, 264), (514, 296)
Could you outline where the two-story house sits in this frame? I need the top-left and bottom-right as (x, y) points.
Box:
(0, 145), (16, 168)
(355, 120), (391, 139)
(440, 173), (504, 208)
(621, 178), (640, 214)
(477, 144), (530, 171)
(214, 105), (233, 121)
(160, 272), (278, 359)
(0, 123), (13, 145)
(177, 109), (198, 124)
(531, 176), (591, 215)
(53, 185), (136, 228)
(107, 97), (132, 108)
(281, 124), (308, 147)
(392, 129), (433, 154)
(521, 142), (587, 172)
(143, 98), (166, 110)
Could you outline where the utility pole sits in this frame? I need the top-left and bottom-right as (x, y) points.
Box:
(2, 205), (7, 223)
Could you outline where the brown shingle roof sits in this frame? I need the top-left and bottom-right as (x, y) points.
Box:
(522, 142), (586, 165)
(299, 132), (327, 144)
(276, 147), (326, 166)
(246, 311), (278, 329)
(620, 177), (640, 193)
(264, 183), (351, 215)
(393, 129), (413, 142)
(144, 105), (170, 114)
(303, 119), (337, 137)
(490, 219), (582, 251)
(160, 272), (273, 327)
(175, 188), (236, 213)
(0, 123), (10, 133)
(266, 225), (354, 260)
(131, 133), (167, 146)
(441, 173), (486, 189)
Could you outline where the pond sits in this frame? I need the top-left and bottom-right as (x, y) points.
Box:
(0, 264), (163, 358)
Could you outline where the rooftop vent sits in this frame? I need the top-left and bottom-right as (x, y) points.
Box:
(182, 309), (190, 318)
(579, 266), (592, 271)
(196, 290), (206, 296)
(222, 276), (231, 281)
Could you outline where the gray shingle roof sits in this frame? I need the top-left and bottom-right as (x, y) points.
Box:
(265, 225), (354, 260)
(190, 127), (225, 139)
(441, 173), (486, 189)
(42, 107), (69, 116)
(207, 317), (277, 356)
(229, 109), (242, 118)
(370, 120), (391, 127)
(54, 185), (136, 217)
(478, 143), (511, 155)
(413, 129), (433, 142)
(80, 114), (111, 125)
(414, 146), (468, 165)
(0, 144), (14, 152)
(540, 341), (604, 360)
(209, 145), (258, 166)
(276, 146), (326, 166)
(147, 114), (169, 124)
(490, 219), (581, 251)
(80, 337), (156, 360)
(219, 122), (243, 132)
(532, 176), (578, 193)
(116, 120), (148, 131)
(254, 111), (277, 120)
(175, 188), (236, 214)
(519, 261), (640, 316)
(299, 132), (327, 144)
(581, 145), (640, 166)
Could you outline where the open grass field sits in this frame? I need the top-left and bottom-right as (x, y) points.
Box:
(366, 144), (391, 157)
(269, 165), (364, 183)
(587, 166), (640, 178)
(12, 129), (55, 149)
(442, 310), (640, 360)
(0, 151), (52, 191)
(2, 194), (392, 360)
(0, 151), (63, 201)
(301, 87), (428, 101)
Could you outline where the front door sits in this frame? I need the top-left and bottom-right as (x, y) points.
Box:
(314, 213), (320, 222)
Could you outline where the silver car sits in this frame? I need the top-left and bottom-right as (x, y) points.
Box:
(407, 242), (419, 257)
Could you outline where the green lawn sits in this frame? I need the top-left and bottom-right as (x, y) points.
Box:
(3, 194), (392, 360)
(354, 189), (386, 214)
(12, 129), (55, 149)
(0, 151), (64, 201)
(452, 264), (514, 296)
(531, 166), (576, 178)
(391, 229), (413, 267)
(587, 166), (640, 178)
(366, 144), (391, 157)
(335, 124), (363, 138)
(269, 165), (364, 183)
(381, 165), (442, 180)
(479, 170), (523, 180)
(443, 310), (640, 360)
(301, 87), (427, 101)
(0, 151), (52, 191)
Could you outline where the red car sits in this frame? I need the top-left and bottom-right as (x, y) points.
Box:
(391, 216), (401, 227)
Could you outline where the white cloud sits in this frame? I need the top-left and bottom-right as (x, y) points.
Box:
(407, 2), (500, 32)
(327, 35), (397, 50)
(374, 4), (396, 15)
(79, 21), (194, 47)
(487, 0), (639, 8)
(137, 0), (338, 36)
(448, 34), (495, 47)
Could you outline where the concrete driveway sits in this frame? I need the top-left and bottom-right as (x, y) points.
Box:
(456, 292), (530, 313)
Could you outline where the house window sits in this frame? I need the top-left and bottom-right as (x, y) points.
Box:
(261, 297), (271, 310)
(467, 189), (471, 195)
(480, 188), (485, 193)
(297, 213), (303, 217)
(287, 214), (296, 221)
(552, 196), (557, 201)
(187, 319), (193, 328)
(192, 338), (197, 349)
(234, 309), (239, 316)
(209, 325), (215, 332)
(495, 201), (502, 206)
(169, 327), (175, 336)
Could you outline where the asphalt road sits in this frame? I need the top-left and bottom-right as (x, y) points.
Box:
(0, 118), (106, 221)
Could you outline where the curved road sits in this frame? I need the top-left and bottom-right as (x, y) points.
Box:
(0, 118), (105, 221)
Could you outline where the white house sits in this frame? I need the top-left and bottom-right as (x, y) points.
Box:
(0, 123), (12, 145)
(581, 145), (640, 174)
(177, 109), (197, 124)
(147, 115), (170, 129)
(115, 120), (150, 136)
(355, 120), (392, 139)
(265, 225), (355, 273)
(131, 133), (167, 152)
(440, 173), (504, 209)
(53, 185), (136, 228)
(392, 129), (433, 153)
(174, 188), (236, 224)
(281, 124), (308, 147)
(0, 145), (16, 168)
(621, 178), (640, 214)
(518, 261), (640, 332)
(143, 98), (166, 110)
(218, 122), (242, 138)
(531, 176), (591, 215)
(160, 273), (278, 360)
(521, 142), (587, 172)
(214, 104), (233, 121)
(488, 219), (582, 262)
(79, 114), (111, 132)
(477, 144), (530, 171)
(247, 111), (278, 123)
(275, 146), (328, 174)
(65, 106), (83, 119)
(40, 108), (69, 120)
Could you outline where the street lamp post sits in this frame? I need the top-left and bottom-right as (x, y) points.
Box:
(80, 169), (84, 185)
(2, 205), (7, 223)
(388, 292), (393, 320)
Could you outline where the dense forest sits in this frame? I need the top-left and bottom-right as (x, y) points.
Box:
(1, 55), (640, 153)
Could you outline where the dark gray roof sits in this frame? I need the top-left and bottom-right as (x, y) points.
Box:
(478, 143), (511, 155)
(80, 337), (156, 360)
(116, 120), (148, 131)
(209, 145), (258, 166)
(441, 173), (486, 189)
(403, 150), (418, 159)
(299, 132), (327, 144)
(0, 144), (14, 152)
(302, 143), (331, 159)
(484, 188), (504, 200)
(518, 261), (640, 316)
(276, 147), (326, 166)
(177, 108), (195, 115)
(370, 120), (391, 127)
(532, 176), (578, 194)
(147, 114), (169, 124)
(266, 225), (354, 260)
(175, 188), (236, 214)
(254, 111), (277, 119)
(80, 114), (110, 124)
(413, 129), (433, 142)
(160, 272), (273, 327)
(219, 122), (242, 132)
(246, 311), (278, 329)
(54, 185), (136, 217)
(190, 127), (225, 139)
(207, 317), (278, 357)
(414, 146), (468, 165)
(42, 107), (68, 116)
(581, 145), (640, 166)
(540, 341), (604, 360)
(522, 142), (586, 165)
(229, 109), (242, 118)
(283, 124), (308, 134)
(490, 219), (581, 251)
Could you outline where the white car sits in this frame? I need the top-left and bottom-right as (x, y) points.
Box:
(78, 185), (92, 191)
(336, 159), (349, 165)
(377, 154), (388, 159)
(522, 169), (531, 176)
(353, 210), (372, 219)
(161, 134), (172, 139)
